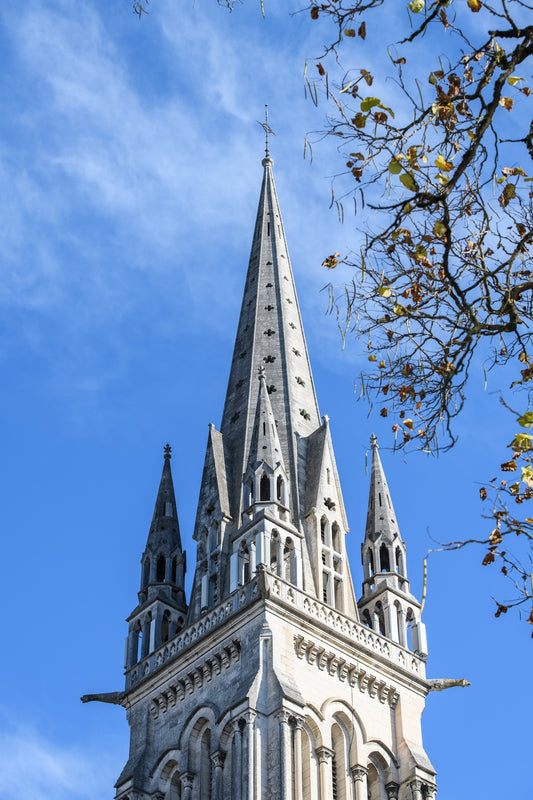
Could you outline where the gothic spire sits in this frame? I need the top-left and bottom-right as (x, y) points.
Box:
(364, 434), (403, 549)
(247, 366), (285, 472)
(220, 155), (320, 520)
(147, 443), (182, 552)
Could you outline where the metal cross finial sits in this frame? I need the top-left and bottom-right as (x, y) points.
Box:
(164, 443), (172, 459)
(370, 433), (378, 449)
(258, 365), (266, 380)
(257, 104), (276, 159)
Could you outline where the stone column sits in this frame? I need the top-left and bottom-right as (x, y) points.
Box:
(316, 746), (334, 800)
(126, 625), (139, 668)
(372, 609), (380, 633)
(210, 750), (225, 800)
(250, 540), (257, 575)
(410, 778), (424, 800)
(424, 784), (437, 799)
(292, 715), (305, 800)
(351, 765), (368, 800)
(276, 539), (283, 577)
(244, 710), (257, 800)
(385, 602), (399, 642)
(181, 772), (194, 800)
(277, 710), (292, 800)
(385, 780), (400, 800)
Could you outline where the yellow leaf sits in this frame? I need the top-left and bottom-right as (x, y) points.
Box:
(393, 303), (406, 316)
(467, 0), (482, 10)
(433, 220), (447, 236)
(508, 76), (523, 86)
(345, 28), (356, 37)
(408, 0), (425, 12)
(403, 418), (414, 430)
(435, 155), (453, 172)
(378, 286), (392, 298)
(521, 465), (533, 487)
(368, 355), (377, 361)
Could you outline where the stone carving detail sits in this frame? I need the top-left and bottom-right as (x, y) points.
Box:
(148, 639), (241, 719)
(294, 634), (399, 708)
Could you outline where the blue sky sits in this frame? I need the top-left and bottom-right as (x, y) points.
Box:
(0, 1), (529, 798)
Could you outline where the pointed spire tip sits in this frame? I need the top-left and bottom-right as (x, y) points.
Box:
(370, 433), (378, 449)
(164, 443), (172, 460)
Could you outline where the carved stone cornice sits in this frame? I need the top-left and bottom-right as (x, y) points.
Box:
(294, 635), (400, 708)
(148, 639), (240, 719)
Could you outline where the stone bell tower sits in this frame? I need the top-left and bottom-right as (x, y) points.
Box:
(83, 149), (444, 800)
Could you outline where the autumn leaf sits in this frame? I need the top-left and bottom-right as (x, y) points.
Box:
(358, 22), (366, 40)
(489, 528), (503, 544)
(322, 252), (340, 269)
(501, 460), (517, 472)
(310, 5), (319, 20)
(480, 487), (487, 500)
(360, 69), (373, 86)
(360, 97), (381, 112)
(467, 0), (482, 11)
(507, 76), (523, 86)
(521, 465), (533, 487)
(345, 28), (356, 37)
(378, 286), (392, 298)
(408, 0), (425, 12)
(388, 158), (402, 175)
(368, 354), (377, 361)
(435, 155), (453, 172)
(433, 220), (447, 236)
(482, 550), (495, 565)
(499, 97), (514, 111)
(317, 62), (325, 77)
(403, 418), (414, 430)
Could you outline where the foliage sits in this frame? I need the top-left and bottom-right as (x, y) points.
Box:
(307, 0), (533, 630)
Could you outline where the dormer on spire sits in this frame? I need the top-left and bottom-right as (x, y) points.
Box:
(358, 436), (428, 658)
(124, 445), (188, 681)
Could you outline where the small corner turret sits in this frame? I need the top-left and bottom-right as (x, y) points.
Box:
(124, 445), (188, 686)
(358, 435), (428, 658)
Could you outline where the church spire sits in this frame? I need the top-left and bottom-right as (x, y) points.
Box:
(147, 443), (182, 551)
(220, 153), (320, 522)
(358, 436), (427, 656)
(247, 366), (285, 472)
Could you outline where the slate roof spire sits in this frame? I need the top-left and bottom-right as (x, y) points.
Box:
(364, 434), (403, 549)
(147, 443), (182, 551)
(220, 152), (320, 521)
(247, 366), (285, 472)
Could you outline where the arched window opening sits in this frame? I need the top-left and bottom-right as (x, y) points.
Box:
(320, 517), (329, 545)
(260, 473), (270, 501)
(142, 558), (150, 587)
(362, 609), (372, 629)
(283, 538), (296, 583)
(156, 554), (166, 582)
(406, 608), (415, 651)
(326, 467), (331, 484)
(276, 475), (284, 503)
(331, 723), (347, 800)
(332, 755), (338, 800)
(246, 477), (254, 507)
(332, 523), (341, 552)
(369, 549), (374, 576)
(209, 574), (218, 607)
(240, 543), (250, 584)
(367, 764), (383, 800)
(378, 492), (382, 506)
(322, 572), (330, 604)
(169, 771), (182, 800)
(200, 728), (211, 800)
(379, 544), (391, 572)
(171, 555), (178, 583)
(395, 546), (405, 576)
(161, 610), (171, 643)
(270, 533), (278, 574)
(375, 602), (386, 636)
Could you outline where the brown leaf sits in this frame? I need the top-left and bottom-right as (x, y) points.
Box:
(358, 22), (366, 39)
(499, 97), (514, 112)
(317, 62), (325, 76)
(479, 487), (487, 500)
(482, 551), (495, 565)
(310, 6), (319, 20)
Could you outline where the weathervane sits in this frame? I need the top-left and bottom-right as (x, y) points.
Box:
(257, 104), (276, 158)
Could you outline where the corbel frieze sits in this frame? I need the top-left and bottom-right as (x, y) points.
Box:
(294, 635), (399, 708)
(148, 639), (241, 719)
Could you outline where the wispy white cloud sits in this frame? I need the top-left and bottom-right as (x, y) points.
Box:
(0, 719), (116, 800)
